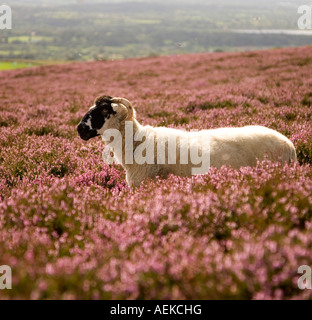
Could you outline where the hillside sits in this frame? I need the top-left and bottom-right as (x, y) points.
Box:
(1, 1), (310, 61)
(0, 46), (312, 299)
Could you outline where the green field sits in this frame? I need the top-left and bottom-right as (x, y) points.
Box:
(0, 61), (36, 70)
(0, 60), (66, 70)
(8, 36), (54, 44)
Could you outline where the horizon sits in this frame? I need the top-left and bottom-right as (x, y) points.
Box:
(0, 0), (311, 66)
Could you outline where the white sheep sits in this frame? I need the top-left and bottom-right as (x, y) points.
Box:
(77, 96), (297, 187)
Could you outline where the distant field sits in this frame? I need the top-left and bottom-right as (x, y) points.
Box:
(0, 2), (311, 62)
(8, 36), (54, 44)
(0, 60), (67, 70)
(0, 61), (37, 70)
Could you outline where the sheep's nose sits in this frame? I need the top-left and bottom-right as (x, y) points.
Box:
(77, 122), (90, 139)
(77, 122), (87, 134)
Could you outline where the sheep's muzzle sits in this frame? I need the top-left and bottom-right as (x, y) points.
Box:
(77, 122), (99, 140)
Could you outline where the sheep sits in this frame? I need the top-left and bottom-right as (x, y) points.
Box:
(77, 95), (297, 187)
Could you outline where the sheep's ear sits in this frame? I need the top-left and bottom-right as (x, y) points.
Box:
(111, 97), (134, 120)
(111, 103), (128, 121)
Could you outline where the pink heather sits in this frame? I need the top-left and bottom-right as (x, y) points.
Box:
(0, 47), (312, 299)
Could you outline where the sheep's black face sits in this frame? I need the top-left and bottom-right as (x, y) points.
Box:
(77, 95), (116, 141)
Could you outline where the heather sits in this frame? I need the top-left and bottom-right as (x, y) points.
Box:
(0, 46), (312, 299)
